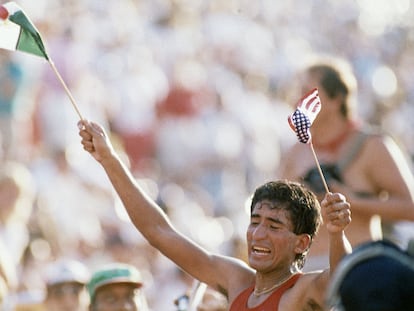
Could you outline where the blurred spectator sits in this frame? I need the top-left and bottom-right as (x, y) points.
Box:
(8, 292), (44, 311)
(3, 259), (89, 311)
(174, 285), (228, 311)
(278, 56), (414, 271)
(0, 240), (17, 298)
(43, 259), (90, 311)
(0, 54), (24, 160)
(0, 277), (7, 309)
(87, 263), (148, 311)
(0, 161), (36, 288)
(196, 287), (227, 311)
(32, 146), (114, 258)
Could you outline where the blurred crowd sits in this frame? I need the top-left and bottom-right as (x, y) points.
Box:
(1, 0), (414, 310)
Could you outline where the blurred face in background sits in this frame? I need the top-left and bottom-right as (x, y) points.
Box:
(89, 283), (147, 311)
(299, 70), (340, 125)
(0, 178), (19, 222)
(45, 282), (89, 311)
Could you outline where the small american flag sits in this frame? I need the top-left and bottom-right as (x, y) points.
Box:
(288, 88), (321, 144)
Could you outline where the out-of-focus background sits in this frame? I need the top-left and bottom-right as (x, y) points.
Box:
(1, 0), (414, 310)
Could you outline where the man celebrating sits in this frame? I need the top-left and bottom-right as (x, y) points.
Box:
(78, 120), (351, 310)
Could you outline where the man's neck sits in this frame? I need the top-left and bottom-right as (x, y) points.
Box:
(254, 269), (294, 296)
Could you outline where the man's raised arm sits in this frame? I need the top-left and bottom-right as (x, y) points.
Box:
(77, 120), (253, 295)
(322, 192), (352, 275)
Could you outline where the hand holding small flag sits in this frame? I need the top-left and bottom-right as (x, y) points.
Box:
(288, 88), (330, 193)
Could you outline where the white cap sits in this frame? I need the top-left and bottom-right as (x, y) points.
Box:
(45, 259), (90, 286)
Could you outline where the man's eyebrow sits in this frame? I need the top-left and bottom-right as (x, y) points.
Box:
(250, 214), (286, 225)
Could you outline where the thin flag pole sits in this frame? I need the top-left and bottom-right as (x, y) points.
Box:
(309, 142), (330, 193)
(48, 59), (84, 120)
(287, 88), (329, 194)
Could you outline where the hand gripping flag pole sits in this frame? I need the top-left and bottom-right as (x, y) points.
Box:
(288, 88), (330, 193)
(0, 2), (84, 120)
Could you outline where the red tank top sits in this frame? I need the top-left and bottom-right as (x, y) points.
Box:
(229, 273), (302, 311)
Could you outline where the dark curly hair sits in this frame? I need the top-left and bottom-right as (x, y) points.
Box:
(250, 180), (322, 269)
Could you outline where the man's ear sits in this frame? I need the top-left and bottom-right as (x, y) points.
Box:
(295, 234), (312, 254)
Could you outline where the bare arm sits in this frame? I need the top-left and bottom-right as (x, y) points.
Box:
(321, 192), (352, 274)
(307, 192), (352, 302)
(78, 120), (254, 295)
(280, 136), (414, 222)
(334, 135), (414, 221)
(287, 192), (351, 310)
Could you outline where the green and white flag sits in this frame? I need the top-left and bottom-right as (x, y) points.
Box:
(0, 2), (84, 119)
(0, 2), (49, 59)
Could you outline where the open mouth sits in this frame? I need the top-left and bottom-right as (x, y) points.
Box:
(252, 246), (271, 255)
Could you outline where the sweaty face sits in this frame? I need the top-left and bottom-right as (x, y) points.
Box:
(246, 201), (299, 273)
(91, 283), (143, 311)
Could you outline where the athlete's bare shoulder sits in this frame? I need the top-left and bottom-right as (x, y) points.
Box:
(279, 271), (329, 311)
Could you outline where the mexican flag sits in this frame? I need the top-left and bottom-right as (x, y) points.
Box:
(0, 2), (49, 59)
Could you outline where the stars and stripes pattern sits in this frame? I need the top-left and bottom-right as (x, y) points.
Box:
(288, 88), (321, 144)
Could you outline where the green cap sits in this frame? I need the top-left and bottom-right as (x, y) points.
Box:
(87, 263), (143, 300)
